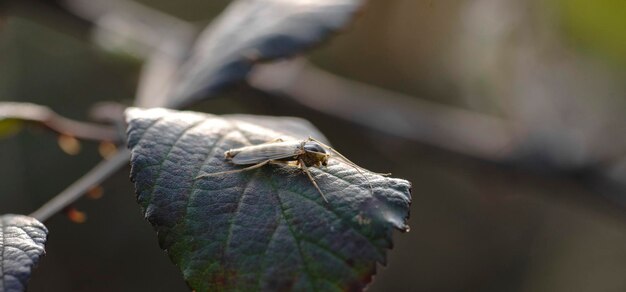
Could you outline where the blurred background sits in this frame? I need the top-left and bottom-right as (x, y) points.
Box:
(2, 0), (626, 291)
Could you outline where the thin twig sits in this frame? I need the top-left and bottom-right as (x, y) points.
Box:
(29, 149), (130, 222)
(22, 0), (196, 221)
(0, 102), (120, 141)
(249, 58), (520, 161)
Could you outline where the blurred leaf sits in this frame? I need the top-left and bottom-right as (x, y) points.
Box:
(64, 207), (87, 224)
(98, 141), (118, 159)
(0, 119), (23, 138)
(164, 0), (365, 108)
(57, 135), (82, 155)
(126, 108), (411, 291)
(0, 214), (48, 292)
(558, 0), (626, 65)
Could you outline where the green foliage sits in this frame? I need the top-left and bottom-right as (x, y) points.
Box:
(0, 119), (22, 138)
(558, 0), (626, 65)
(126, 108), (411, 291)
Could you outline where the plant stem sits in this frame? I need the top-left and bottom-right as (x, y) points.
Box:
(0, 102), (120, 141)
(29, 150), (130, 222)
(249, 58), (519, 161)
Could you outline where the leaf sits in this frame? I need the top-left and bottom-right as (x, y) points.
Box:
(559, 0), (626, 65)
(165, 0), (366, 108)
(0, 214), (48, 292)
(0, 119), (23, 138)
(126, 108), (411, 291)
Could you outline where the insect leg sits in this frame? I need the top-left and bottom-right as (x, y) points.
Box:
(298, 158), (329, 203)
(306, 137), (379, 197)
(307, 137), (391, 176)
(195, 160), (270, 179)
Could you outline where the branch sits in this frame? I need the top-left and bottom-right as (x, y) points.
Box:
(16, 0), (191, 223)
(29, 149), (130, 222)
(0, 102), (120, 141)
(249, 58), (521, 161)
(18, 0), (196, 221)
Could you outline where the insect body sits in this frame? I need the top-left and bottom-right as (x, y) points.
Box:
(196, 137), (380, 203)
(225, 139), (329, 167)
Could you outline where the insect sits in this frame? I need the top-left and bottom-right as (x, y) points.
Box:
(196, 137), (385, 203)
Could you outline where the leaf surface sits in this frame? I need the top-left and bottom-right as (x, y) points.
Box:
(0, 215), (48, 292)
(126, 108), (411, 291)
(165, 0), (365, 108)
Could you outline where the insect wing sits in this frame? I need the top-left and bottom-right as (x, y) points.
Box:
(230, 141), (302, 164)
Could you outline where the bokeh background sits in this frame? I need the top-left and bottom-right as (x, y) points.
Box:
(2, 0), (626, 291)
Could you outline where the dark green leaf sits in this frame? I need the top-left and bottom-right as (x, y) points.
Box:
(126, 108), (411, 291)
(165, 0), (365, 108)
(0, 214), (48, 292)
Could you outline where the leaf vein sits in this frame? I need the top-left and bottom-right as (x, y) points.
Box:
(222, 172), (259, 260)
(132, 116), (164, 146)
(254, 215), (281, 290)
(143, 119), (206, 209)
(269, 179), (318, 292)
(279, 186), (383, 259)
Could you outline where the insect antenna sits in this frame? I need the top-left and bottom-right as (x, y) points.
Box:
(307, 137), (384, 196)
(307, 137), (391, 176)
(298, 158), (329, 203)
